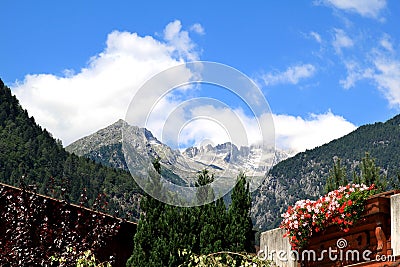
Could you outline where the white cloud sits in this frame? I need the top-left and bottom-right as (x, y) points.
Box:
(153, 102), (356, 155)
(340, 60), (374, 89)
(261, 64), (316, 86)
(149, 99), (356, 154)
(332, 28), (354, 54)
(146, 99), (269, 149)
(318, 0), (386, 19)
(380, 34), (394, 53)
(182, 109), (357, 154)
(310, 31), (322, 43)
(169, 106), (250, 148)
(13, 20), (202, 145)
(373, 58), (400, 107)
(340, 36), (400, 107)
(163, 20), (200, 61)
(273, 111), (357, 153)
(190, 23), (205, 35)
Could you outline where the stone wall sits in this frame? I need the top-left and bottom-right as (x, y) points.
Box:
(391, 193), (400, 256)
(259, 227), (296, 267)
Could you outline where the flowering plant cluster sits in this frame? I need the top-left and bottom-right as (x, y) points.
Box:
(280, 183), (376, 249)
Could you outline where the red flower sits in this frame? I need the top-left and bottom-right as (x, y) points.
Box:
(339, 206), (345, 213)
(283, 233), (288, 238)
(280, 183), (375, 249)
(369, 184), (375, 190)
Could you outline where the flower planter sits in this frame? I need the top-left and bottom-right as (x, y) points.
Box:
(298, 190), (400, 267)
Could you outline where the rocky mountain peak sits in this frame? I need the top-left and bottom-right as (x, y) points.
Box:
(67, 120), (294, 186)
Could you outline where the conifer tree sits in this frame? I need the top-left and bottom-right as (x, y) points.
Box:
(325, 157), (348, 193)
(195, 169), (215, 204)
(128, 161), (201, 267)
(226, 172), (254, 253)
(195, 169), (220, 254)
(353, 169), (361, 184)
(127, 167), (257, 266)
(358, 152), (388, 191)
(127, 158), (167, 267)
(393, 173), (400, 189)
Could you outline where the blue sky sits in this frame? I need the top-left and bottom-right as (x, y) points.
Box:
(1, 1), (400, 152)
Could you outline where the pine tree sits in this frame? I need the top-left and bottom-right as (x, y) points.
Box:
(127, 168), (257, 265)
(226, 172), (254, 253)
(194, 169), (219, 255)
(195, 169), (215, 204)
(325, 157), (348, 193)
(391, 172), (400, 189)
(353, 169), (361, 184)
(358, 152), (388, 192)
(127, 158), (168, 267)
(197, 200), (227, 255)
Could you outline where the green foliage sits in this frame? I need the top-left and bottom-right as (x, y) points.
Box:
(177, 249), (272, 267)
(51, 249), (112, 267)
(195, 169), (215, 204)
(356, 152), (388, 191)
(0, 79), (140, 220)
(76, 250), (112, 267)
(226, 172), (254, 253)
(325, 153), (389, 193)
(127, 159), (169, 266)
(128, 169), (255, 266)
(196, 171), (225, 255)
(325, 158), (348, 193)
(390, 172), (400, 189)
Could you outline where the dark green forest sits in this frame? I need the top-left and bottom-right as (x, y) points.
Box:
(127, 163), (255, 267)
(0, 79), (141, 219)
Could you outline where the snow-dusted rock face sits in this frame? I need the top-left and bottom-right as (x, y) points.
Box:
(66, 120), (293, 184)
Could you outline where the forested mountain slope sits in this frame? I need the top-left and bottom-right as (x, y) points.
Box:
(0, 79), (141, 220)
(252, 114), (400, 230)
